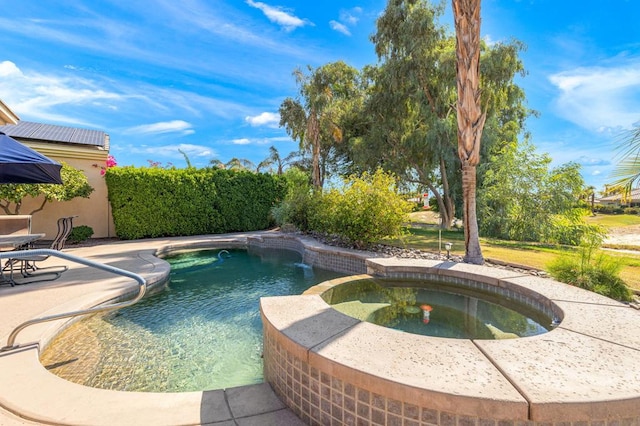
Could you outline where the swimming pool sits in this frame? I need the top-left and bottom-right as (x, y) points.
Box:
(40, 248), (343, 392)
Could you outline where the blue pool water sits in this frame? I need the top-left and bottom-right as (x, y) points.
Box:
(41, 248), (343, 392)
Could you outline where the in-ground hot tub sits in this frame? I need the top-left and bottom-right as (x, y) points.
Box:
(320, 276), (557, 340)
(260, 257), (640, 424)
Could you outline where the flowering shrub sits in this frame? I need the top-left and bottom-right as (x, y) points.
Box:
(94, 155), (117, 175)
(103, 155), (117, 175)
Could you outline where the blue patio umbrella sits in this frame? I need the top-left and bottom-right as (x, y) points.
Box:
(0, 131), (63, 184)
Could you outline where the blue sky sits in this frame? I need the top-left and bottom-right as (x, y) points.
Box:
(0, 0), (638, 191)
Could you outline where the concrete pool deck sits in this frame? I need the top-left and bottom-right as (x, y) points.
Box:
(0, 232), (639, 425)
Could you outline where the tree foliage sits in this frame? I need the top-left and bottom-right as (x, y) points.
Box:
(478, 140), (596, 244)
(0, 162), (94, 215)
(279, 61), (362, 189)
(270, 167), (315, 231)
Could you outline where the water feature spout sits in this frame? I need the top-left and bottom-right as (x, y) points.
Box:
(294, 262), (314, 278)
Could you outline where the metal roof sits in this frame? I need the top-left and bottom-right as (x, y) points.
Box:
(0, 121), (107, 148)
(597, 188), (640, 202)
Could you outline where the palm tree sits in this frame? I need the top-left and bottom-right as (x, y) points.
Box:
(581, 185), (596, 213)
(258, 146), (302, 175)
(610, 125), (640, 192)
(209, 158), (255, 171)
(279, 62), (359, 189)
(226, 158), (255, 171)
(452, 0), (486, 264)
(209, 159), (225, 169)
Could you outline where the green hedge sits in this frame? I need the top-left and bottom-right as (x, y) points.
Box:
(105, 167), (285, 239)
(593, 205), (625, 214)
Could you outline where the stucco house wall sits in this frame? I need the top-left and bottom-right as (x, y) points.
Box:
(18, 142), (114, 239)
(0, 120), (114, 239)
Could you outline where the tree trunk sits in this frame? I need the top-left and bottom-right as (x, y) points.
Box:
(439, 158), (455, 229)
(307, 111), (322, 189)
(461, 163), (482, 263)
(427, 183), (451, 228)
(453, 0), (486, 264)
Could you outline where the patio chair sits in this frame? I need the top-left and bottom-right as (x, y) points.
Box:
(11, 216), (76, 283)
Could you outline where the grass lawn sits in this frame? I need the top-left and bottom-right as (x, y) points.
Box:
(585, 213), (640, 228)
(392, 223), (640, 292)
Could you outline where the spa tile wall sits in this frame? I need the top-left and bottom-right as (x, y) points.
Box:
(263, 325), (639, 426)
(250, 235), (368, 274)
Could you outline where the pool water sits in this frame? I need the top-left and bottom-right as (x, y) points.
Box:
(40, 248), (343, 392)
(324, 278), (553, 339)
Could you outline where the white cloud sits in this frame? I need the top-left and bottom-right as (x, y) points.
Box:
(483, 34), (496, 46)
(0, 60), (23, 77)
(329, 7), (363, 36)
(245, 111), (280, 127)
(0, 61), (251, 129)
(339, 8), (362, 25)
(329, 21), (351, 36)
(245, 0), (311, 32)
(129, 143), (214, 158)
(549, 59), (640, 133)
(125, 120), (194, 135)
(0, 60), (123, 126)
(231, 136), (292, 146)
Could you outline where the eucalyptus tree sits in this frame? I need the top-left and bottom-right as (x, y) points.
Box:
(364, 0), (459, 227)
(356, 0), (527, 234)
(279, 61), (361, 189)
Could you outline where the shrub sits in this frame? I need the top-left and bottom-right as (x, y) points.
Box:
(547, 214), (606, 246)
(428, 196), (439, 212)
(68, 225), (94, 244)
(546, 236), (633, 301)
(310, 169), (412, 248)
(270, 168), (316, 231)
(593, 205), (624, 214)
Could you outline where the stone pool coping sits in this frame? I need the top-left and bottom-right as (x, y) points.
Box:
(261, 257), (640, 424)
(0, 231), (638, 425)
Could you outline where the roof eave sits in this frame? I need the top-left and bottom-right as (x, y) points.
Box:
(0, 99), (19, 125)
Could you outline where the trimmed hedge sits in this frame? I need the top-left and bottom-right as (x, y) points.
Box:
(105, 167), (285, 239)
